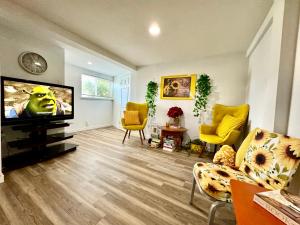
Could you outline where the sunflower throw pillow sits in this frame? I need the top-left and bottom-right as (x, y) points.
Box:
(239, 129), (300, 190)
(213, 145), (236, 168)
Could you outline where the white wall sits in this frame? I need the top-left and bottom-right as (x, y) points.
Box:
(64, 64), (113, 132)
(247, 0), (300, 195)
(0, 24), (65, 183)
(131, 52), (248, 139)
(113, 74), (131, 129)
(247, 26), (276, 130)
(0, 24), (64, 84)
(288, 15), (300, 138)
(247, 0), (299, 133)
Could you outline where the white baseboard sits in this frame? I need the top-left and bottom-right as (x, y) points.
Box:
(0, 172), (4, 183)
(66, 124), (113, 133)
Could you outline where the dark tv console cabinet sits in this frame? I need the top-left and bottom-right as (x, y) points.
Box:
(2, 122), (77, 171)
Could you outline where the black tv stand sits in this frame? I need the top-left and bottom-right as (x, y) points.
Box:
(2, 121), (77, 171)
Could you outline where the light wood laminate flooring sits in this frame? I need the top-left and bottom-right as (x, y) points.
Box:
(0, 127), (235, 225)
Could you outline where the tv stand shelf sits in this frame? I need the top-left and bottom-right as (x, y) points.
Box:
(8, 133), (73, 149)
(2, 122), (77, 171)
(2, 143), (77, 171)
(12, 122), (70, 132)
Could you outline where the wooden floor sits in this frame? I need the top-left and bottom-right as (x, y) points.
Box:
(0, 127), (235, 225)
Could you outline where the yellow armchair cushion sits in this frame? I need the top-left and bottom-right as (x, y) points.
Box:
(124, 111), (140, 125)
(216, 114), (243, 138)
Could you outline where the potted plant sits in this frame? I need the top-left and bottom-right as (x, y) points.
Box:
(191, 138), (204, 155)
(193, 74), (212, 121)
(167, 106), (183, 127)
(145, 81), (159, 118)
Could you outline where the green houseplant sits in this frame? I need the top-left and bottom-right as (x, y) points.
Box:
(145, 81), (159, 117)
(193, 74), (212, 117)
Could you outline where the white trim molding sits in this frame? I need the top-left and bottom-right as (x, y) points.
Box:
(0, 173), (4, 183)
(246, 2), (274, 57)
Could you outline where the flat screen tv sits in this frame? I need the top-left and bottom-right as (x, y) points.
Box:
(1, 76), (74, 125)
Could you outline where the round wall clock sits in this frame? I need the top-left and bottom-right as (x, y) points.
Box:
(18, 52), (48, 75)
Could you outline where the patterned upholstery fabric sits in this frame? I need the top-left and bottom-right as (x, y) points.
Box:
(213, 145), (236, 167)
(193, 128), (300, 202)
(239, 129), (300, 190)
(193, 162), (256, 202)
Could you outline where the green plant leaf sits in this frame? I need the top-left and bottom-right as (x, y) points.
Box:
(278, 174), (289, 181)
(145, 81), (158, 118)
(270, 133), (278, 138)
(282, 167), (288, 173)
(193, 74), (212, 117)
(275, 163), (280, 173)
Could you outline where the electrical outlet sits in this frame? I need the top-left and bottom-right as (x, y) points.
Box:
(85, 121), (89, 127)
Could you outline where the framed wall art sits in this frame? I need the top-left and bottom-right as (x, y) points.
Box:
(160, 74), (196, 100)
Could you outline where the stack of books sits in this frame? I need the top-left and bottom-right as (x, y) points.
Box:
(163, 138), (176, 152)
(149, 132), (161, 148)
(253, 189), (300, 225)
(150, 137), (161, 148)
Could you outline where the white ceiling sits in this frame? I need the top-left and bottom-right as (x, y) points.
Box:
(12, 0), (272, 67)
(65, 46), (131, 76)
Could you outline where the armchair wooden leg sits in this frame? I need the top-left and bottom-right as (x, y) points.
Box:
(122, 130), (128, 144)
(128, 130), (131, 139)
(214, 144), (218, 153)
(231, 144), (236, 151)
(142, 130), (145, 140)
(190, 177), (196, 205)
(208, 201), (226, 225)
(138, 130), (143, 145)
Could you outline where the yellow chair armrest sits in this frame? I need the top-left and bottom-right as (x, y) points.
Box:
(222, 129), (241, 146)
(141, 118), (148, 129)
(200, 124), (217, 134)
(121, 118), (125, 127)
(121, 117), (147, 130)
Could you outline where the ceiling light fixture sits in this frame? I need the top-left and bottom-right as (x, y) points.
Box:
(87, 61), (93, 65)
(149, 23), (160, 37)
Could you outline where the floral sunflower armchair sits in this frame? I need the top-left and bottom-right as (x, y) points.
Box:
(190, 128), (300, 225)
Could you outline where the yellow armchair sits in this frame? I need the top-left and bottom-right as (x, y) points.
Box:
(199, 104), (249, 150)
(121, 102), (148, 144)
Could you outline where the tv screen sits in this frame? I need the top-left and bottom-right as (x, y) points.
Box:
(1, 76), (74, 125)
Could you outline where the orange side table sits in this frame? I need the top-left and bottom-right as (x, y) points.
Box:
(230, 179), (285, 225)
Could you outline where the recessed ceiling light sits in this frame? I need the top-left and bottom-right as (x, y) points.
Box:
(87, 61), (92, 65)
(149, 23), (160, 37)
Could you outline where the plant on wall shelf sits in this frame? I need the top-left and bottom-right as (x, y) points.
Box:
(145, 81), (159, 117)
(193, 74), (212, 117)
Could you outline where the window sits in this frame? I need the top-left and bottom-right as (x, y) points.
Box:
(81, 74), (113, 99)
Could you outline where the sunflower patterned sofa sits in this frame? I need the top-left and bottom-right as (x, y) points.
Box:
(190, 128), (300, 225)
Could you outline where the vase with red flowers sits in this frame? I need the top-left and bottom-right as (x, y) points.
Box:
(167, 106), (183, 127)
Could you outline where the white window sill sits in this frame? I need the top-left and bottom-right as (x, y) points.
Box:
(81, 96), (113, 101)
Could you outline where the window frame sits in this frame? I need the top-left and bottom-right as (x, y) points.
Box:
(80, 74), (114, 100)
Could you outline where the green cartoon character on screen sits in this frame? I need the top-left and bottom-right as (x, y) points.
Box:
(9, 86), (67, 118)
(26, 86), (57, 116)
